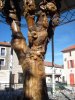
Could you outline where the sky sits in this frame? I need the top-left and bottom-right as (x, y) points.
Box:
(45, 21), (75, 65)
(0, 10), (75, 65)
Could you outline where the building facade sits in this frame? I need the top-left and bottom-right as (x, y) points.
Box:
(0, 42), (11, 84)
(0, 42), (11, 89)
(44, 61), (63, 85)
(0, 42), (23, 89)
(0, 42), (63, 90)
(62, 45), (75, 85)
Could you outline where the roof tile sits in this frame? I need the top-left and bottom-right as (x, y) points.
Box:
(44, 61), (63, 68)
(0, 42), (11, 47)
(62, 45), (75, 52)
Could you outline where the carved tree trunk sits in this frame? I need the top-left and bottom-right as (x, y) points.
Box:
(1, 0), (61, 100)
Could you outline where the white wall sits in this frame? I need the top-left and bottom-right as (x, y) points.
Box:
(0, 70), (10, 89)
(45, 66), (63, 83)
(45, 66), (62, 75)
(62, 50), (75, 84)
(0, 70), (10, 83)
(12, 50), (23, 83)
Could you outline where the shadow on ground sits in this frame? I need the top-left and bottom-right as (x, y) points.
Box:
(0, 88), (23, 100)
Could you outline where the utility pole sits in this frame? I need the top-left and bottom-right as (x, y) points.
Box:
(9, 47), (13, 91)
(52, 35), (55, 97)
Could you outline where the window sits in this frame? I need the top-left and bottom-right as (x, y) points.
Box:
(64, 58), (67, 61)
(67, 60), (74, 68)
(1, 48), (5, 56)
(67, 61), (70, 68)
(10, 74), (14, 84)
(70, 60), (74, 68)
(18, 73), (23, 84)
(69, 51), (71, 56)
(0, 59), (5, 66)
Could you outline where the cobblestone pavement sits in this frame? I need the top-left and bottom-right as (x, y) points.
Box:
(48, 90), (75, 100)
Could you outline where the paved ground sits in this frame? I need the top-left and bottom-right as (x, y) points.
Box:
(47, 82), (75, 100)
(0, 90), (75, 100)
(0, 84), (75, 100)
(48, 89), (75, 100)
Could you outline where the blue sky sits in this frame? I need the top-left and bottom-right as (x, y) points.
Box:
(45, 21), (75, 65)
(0, 11), (75, 65)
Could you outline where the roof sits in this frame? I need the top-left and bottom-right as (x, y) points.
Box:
(0, 42), (11, 47)
(44, 61), (63, 68)
(62, 45), (75, 52)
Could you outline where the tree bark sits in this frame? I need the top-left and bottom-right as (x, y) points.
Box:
(2, 0), (61, 100)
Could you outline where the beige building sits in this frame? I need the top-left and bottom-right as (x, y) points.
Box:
(0, 42), (23, 89)
(62, 45), (75, 85)
(0, 42), (11, 89)
(11, 47), (23, 89)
